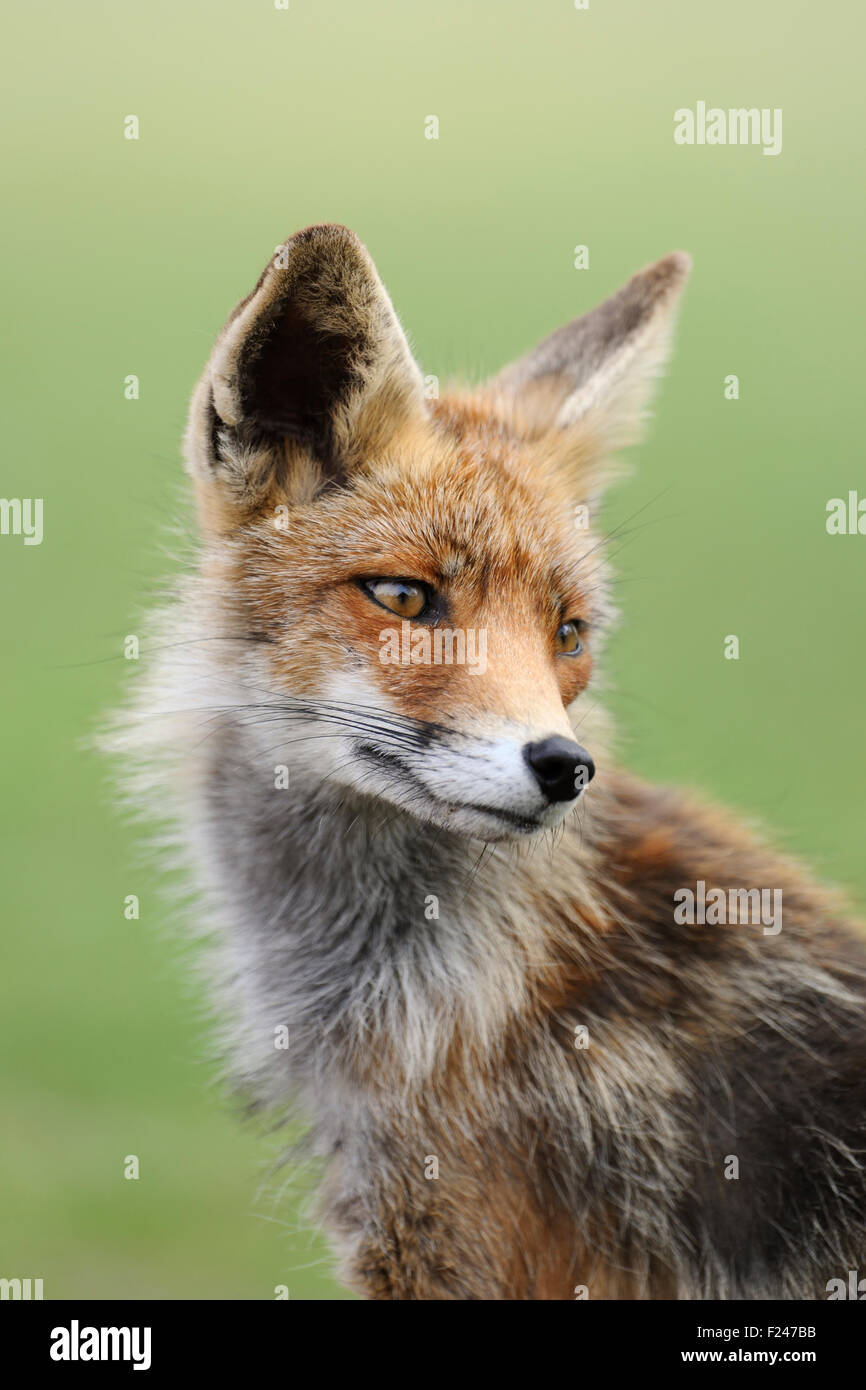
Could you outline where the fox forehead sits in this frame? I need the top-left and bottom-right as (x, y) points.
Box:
(235, 397), (608, 625)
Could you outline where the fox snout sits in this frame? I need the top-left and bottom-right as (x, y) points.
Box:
(325, 706), (595, 842)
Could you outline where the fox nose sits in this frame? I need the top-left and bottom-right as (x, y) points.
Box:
(523, 737), (595, 803)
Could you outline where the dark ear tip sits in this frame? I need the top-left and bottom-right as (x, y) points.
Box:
(614, 251), (691, 322)
(642, 250), (693, 294)
(298, 221), (361, 241)
(285, 221), (361, 243)
(273, 222), (365, 270)
(663, 249), (693, 279)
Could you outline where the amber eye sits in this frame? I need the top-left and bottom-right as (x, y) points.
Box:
(555, 620), (584, 656)
(364, 579), (428, 620)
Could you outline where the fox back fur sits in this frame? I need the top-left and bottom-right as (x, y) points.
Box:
(114, 225), (866, 1299)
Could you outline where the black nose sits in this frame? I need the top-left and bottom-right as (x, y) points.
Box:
(523, 737), (595, 803)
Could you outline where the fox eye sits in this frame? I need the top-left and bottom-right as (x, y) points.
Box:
(363, 578), (428, 620)
(555, 620), (584, 656)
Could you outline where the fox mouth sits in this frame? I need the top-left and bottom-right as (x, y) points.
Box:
(353, 742), (542, 833)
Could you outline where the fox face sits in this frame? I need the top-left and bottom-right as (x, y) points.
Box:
(185, 226), (689, 842)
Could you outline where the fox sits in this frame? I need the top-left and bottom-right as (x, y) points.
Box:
(114, 223), (866, 1300)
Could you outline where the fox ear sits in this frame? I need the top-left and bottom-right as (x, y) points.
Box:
(493, 252), (691, 454)
(187, 224), (426, 493)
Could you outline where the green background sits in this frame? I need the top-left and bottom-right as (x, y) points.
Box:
(2, 0), (863, 1300)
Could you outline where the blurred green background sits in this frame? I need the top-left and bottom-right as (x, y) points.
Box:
(2, 0), (864, 1300)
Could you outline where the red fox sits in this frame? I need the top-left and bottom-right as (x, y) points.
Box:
(117, 224), (866, 1299)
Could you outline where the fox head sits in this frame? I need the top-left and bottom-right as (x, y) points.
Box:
(184, 225), (690, 842)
